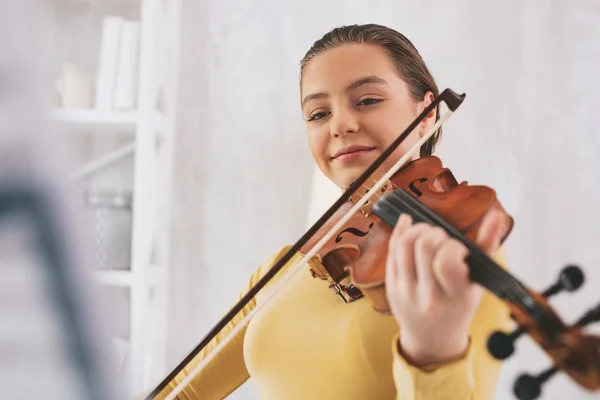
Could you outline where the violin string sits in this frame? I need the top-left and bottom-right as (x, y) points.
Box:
(373, 184), (536, 312)
(362, 176), (530, 306)
(389, 185), (532, 306)
(361, 179), (546, 335)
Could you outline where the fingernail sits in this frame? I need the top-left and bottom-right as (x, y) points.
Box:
(394, 214), (410, 233)
(402, 214), (413, 228)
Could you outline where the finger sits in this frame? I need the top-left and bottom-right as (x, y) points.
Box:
(432, 238), (471, 298)
(386, 214), (412, 301)
(476, 210), (508, 257)
(388, 214), (420, 297)
(388, 218), (432, 297)
(389, 213), (413, 249)
(413, 226), (447, 300)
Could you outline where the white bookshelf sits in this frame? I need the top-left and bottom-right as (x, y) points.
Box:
(50, 108), (170, 136)
(50, 108), (139, 130)
(48, 0), (181, 396)
(94, 269), (134, 286)
(94, 268), (160, 287)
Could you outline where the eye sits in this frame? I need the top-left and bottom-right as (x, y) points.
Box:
(308, 111), (330, 122)
(357, 98), (383, 106)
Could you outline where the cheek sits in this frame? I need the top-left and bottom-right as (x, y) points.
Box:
(363, 112), (403, 147)
(364, 108), (422, 164)
(306, 126), (329, 164)
(396, 134), (422, 159)
(370, 105), (419, 148)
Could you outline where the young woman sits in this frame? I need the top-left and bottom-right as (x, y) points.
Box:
(152, 23), (513, 400)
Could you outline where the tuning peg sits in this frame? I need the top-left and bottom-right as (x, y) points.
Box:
(573, 302), (600, 328)
(513, 366), (558, 400)
(487, 326), (526, 360)
(541, 264), (584, 298)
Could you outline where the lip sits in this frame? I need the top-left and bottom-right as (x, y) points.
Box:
(331, 145), (376, 161)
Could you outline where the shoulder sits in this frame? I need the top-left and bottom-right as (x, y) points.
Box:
(249, 245), (298, 286)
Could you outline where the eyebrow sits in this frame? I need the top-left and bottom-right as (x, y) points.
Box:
(301, 76), (388, 108)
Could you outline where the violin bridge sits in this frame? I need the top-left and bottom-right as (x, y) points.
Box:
(350, 176), (393, 218)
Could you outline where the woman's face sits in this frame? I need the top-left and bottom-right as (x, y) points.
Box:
(301, 44), (436, 189)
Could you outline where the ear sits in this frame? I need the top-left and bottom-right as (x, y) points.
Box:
(418, 91), (437, 138)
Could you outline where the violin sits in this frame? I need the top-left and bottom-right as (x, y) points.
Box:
(301, 154), (514, 311)
(145, 89), (600, 400)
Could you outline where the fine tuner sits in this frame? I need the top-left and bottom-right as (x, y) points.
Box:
(485, 266), (600, 400)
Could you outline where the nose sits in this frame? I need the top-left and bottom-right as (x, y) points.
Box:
(330, 107), (359, 139)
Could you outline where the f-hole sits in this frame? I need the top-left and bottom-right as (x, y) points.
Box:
(335, 222), (375, 243)
(408, 178), (428, 197)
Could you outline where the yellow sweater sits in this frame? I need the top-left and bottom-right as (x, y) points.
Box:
(151, 245), (511, 400)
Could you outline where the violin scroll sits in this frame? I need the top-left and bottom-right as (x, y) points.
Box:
(485, 266), (600, 399)
(511, 307), (600, 400)
(488, 265), (585, 360)
(504, 291), (600, 399)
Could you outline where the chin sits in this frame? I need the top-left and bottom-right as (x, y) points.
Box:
(329, 155), (380, 188)
(340, 171), (365, 189)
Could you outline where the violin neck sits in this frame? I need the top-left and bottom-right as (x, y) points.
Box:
(372, 190), (526, 302)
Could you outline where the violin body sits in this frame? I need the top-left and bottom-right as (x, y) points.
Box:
(301, 156), (514, 313)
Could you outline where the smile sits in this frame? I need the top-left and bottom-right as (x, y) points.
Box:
(331, 145), (376, 162)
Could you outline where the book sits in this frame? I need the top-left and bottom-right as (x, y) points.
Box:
(95, 16), (124, 110)
(113, 20), (140, 110)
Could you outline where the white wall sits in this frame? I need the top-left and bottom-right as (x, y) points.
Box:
(169, 1), (600, 399)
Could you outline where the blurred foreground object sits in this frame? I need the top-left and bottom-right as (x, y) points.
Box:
(0, 2), (125, 399)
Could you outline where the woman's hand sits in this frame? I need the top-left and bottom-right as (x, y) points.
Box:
(385, 210), (509, 367)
